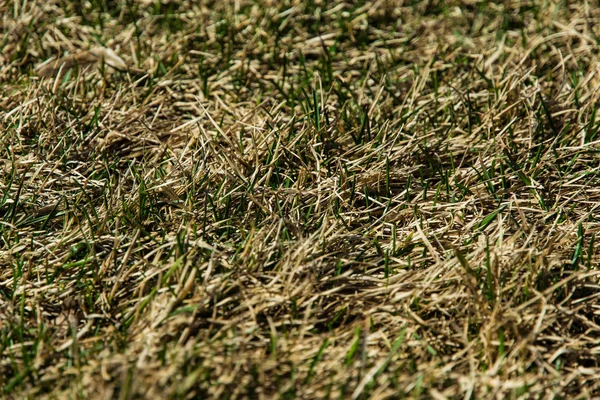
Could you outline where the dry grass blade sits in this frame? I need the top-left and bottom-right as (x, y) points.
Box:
(36, 47), (127, 77)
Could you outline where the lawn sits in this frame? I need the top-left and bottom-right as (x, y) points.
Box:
(1, 0), (600, 398)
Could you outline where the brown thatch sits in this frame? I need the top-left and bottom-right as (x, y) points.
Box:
(1, 0), (600, 398)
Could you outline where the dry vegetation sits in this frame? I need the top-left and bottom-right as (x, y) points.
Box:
(2, 0), (600, 398)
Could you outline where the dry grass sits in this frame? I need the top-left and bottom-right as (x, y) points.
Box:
(2, 0), (600, 398)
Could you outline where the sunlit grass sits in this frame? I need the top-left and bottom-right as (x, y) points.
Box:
(1, 0), (600, 398)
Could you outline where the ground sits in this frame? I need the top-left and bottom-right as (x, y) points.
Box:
(1, 0), (600, 398)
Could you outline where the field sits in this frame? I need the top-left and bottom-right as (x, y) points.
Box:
(2, 0), (600, 398)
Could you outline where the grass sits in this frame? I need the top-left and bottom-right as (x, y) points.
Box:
(1, 0), (600, 398)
